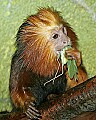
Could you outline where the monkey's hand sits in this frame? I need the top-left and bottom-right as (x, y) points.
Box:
(65, 48), (81, 67)
(24, 101), (42, 120)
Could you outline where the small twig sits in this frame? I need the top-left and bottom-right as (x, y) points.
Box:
(44, 59), (64, 86)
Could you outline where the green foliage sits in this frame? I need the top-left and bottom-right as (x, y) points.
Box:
(61, 46), (78, 80)
(67, 60), (78, 80)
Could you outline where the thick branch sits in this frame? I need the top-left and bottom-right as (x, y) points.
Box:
(0, 76), (96, 120)
(39, 76), (96, 120)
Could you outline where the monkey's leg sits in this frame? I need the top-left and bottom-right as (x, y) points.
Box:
(10, 71), (42, 119)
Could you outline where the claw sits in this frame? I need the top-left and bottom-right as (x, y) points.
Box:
(25, 102), (42, 120)
(30, 101), (36, 107)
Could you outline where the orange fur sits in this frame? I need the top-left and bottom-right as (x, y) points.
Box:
(66, 67), (87, 89)
(18, 8), (77, 77)
(9, 8), (87, 119)
(19, 8), (64, 77)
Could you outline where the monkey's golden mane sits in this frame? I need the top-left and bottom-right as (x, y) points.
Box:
(17, 8), (77, 77)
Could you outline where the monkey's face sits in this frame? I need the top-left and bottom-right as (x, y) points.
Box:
(49, 25), (71, 55)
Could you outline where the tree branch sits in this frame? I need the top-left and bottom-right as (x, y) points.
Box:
(0, 76), (96, 120)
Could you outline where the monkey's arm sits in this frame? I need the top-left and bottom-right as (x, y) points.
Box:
(10, 62), (41, 119)
(65, 48), (88, 89)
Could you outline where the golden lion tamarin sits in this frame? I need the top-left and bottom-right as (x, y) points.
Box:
(9, 8), (87, 119)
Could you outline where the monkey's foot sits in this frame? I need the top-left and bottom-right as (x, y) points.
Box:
(25, 102), (42, 120)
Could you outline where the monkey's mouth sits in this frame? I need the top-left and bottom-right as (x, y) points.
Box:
(56, 46), (65, 55)
(56, 50), (62, 55)
(56, 44), (71, 55)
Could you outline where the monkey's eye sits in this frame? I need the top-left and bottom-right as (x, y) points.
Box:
(53, 34), (58, 39)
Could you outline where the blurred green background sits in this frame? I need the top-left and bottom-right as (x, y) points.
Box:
(0, 0), (96, 111)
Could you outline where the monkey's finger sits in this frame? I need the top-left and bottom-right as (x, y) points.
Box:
(30, 101), (36, 107)
(28, 106), (41, 115)
(28, 108), (41, 117)
(29, 105), (40, 114)
(29, 102), (40, 113)
(25, 111), (37, 119)
(25, 102), (42, 119)
(25, 108), (42, 120)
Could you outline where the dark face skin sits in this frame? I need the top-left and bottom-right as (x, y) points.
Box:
(50, 26), (71, 54)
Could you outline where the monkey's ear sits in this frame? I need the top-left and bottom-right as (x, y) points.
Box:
(66, 26), (78, 48)
(63, 27), (67, 35)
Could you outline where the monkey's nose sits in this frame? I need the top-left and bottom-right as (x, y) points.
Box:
(63, 39), (71, 46)
(63, 41), (67, 44)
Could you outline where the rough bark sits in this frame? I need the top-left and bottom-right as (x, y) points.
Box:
(0, 76), (96, 120)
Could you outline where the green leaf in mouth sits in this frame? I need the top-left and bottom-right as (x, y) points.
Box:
(60, 46), (78, 80)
